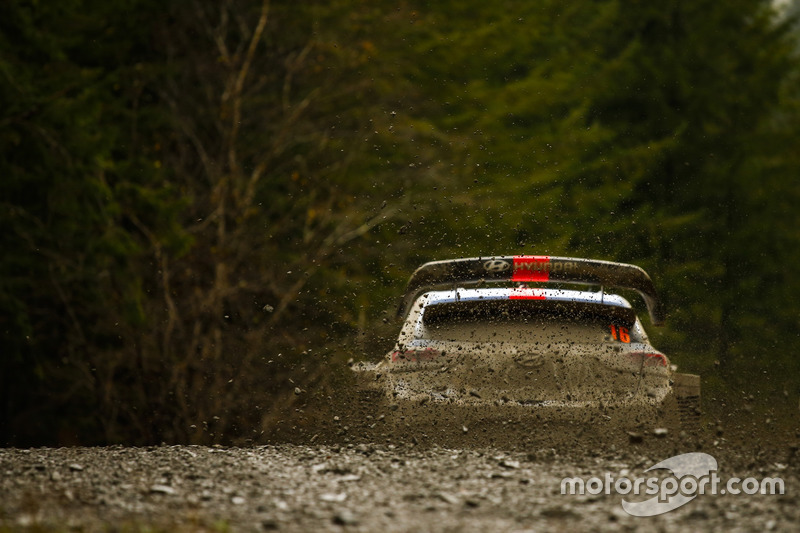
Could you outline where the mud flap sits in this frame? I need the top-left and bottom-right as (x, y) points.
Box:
(673, 372), (702, 429)
(347, 362), (395, 438)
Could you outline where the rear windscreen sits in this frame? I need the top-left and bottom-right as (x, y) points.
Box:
(420, 299), (642, 344)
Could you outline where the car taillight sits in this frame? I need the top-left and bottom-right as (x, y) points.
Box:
(390, 348), (443, 363)
(628, 352), (668, 367)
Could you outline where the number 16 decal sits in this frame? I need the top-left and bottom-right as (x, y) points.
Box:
(609, 324), (630, 343)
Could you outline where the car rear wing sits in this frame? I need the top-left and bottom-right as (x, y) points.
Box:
(397, 255), (666, 326)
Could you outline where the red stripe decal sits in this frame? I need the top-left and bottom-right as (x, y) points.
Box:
(512, 255), (551, 282)
(509, 288), (546, 300)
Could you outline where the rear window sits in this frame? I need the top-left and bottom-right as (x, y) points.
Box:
(420, 299), (643, 344)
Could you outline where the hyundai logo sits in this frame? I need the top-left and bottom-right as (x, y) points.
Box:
(483, 259), (511, 272)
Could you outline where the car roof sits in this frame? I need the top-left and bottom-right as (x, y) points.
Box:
(419, 287), (632, 309)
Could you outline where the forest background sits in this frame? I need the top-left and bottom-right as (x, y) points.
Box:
(2, 0), (800, 445)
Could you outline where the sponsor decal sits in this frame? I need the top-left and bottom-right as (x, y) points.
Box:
(509, 288), (546, 300)
(483, 259), (511, 273)
(512, 256), (578, 281)
(512, 255), (551, 282)
(513, 352), (545, 367)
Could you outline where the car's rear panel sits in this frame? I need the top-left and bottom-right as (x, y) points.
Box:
(385, 289), (672, 409)
(352, 257), (701, 435)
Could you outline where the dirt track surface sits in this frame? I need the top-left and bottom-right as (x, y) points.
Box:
(1, 435), (798, 532)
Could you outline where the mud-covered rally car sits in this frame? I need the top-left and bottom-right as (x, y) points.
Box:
(354, 256), (701, 436)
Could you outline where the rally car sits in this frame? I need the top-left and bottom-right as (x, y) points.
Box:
(354, 256), (701, 435)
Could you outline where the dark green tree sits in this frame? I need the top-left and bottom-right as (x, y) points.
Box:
(0, 0), (184, 443)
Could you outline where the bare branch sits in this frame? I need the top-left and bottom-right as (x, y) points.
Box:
(125, 210), (181, 361)
(193, 0), (230, 65)
(237, 91), (315, 211)
(266, 203), (404, 327)
(283, 41), (314, 112)
(160, 86), (216, 185)
(48, 263), (86, 346)
(324, 205), (401, 249)
(228, 0), (270, 177)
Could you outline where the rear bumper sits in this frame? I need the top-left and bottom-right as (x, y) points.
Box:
(380, 396), (673, 443)
(352, 367), (701, 444)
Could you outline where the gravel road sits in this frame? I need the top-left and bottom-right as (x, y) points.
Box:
(1, 430), (797, 532)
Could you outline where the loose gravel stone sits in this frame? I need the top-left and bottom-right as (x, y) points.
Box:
(149, 484), (177, 495)
(0, 436), (797, 532)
